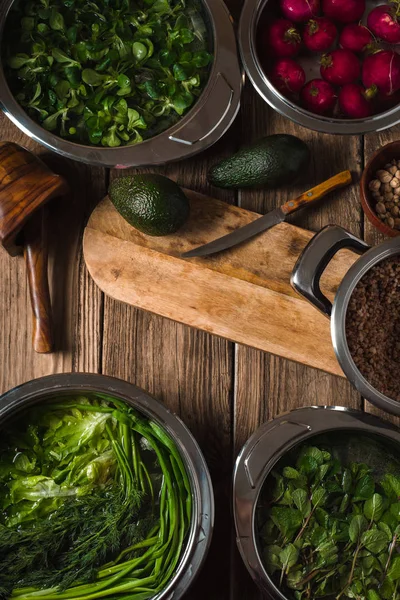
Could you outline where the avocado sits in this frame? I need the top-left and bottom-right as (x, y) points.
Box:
(109, 174), (190, 236)
(208, 134), (311, 189)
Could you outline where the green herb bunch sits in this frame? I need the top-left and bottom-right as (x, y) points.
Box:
(0, 396), (192, 600)
(3, 0), (212, 147)
(260, 446), (400, 600)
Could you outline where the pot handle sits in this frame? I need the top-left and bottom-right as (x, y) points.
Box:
(291, 225), (370, 317)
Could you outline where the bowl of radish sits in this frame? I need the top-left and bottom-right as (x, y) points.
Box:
(239, 0), (400, 134)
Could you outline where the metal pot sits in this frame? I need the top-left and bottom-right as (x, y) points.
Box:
(291, 225), (400, 415)
(0, 1), (241, 168)
(0, 373), (214, 600)
(239, 0), (400, 135)
(234, 406), (400, 599)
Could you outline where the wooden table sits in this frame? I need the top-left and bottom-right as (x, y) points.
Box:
(1, 2), (400, 596)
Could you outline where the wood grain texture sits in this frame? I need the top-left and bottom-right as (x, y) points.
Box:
(0, 141), (68, 254)
(281, 170), (352, 215)
(0, 112), (105, 391)
(1, 2), (400, 596)
(84, 192), (363, 375)
(102, 127), (240, 599)
(86, 192), (357, 300)
(231, 83), (364, 600)
(23, 209), (53, 353)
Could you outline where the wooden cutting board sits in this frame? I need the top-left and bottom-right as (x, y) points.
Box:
(83, 189), (359, 377)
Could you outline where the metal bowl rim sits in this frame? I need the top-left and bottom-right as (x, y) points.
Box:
(0, 372), (215, 600)
(239, 0), (400, 135)
(331, 238), (400, 416)
(234, 406), (400, 600)
(0, 0), (242, 166)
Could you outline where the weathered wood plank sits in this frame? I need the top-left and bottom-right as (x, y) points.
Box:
(102, 129), (239, 599)
(0, 113), (105, 393)
(232, 84), (363, 599)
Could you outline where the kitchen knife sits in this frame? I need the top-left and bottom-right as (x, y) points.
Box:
(182, 170), (352, 259)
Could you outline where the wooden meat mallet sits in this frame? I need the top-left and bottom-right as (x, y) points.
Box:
(0, 141), (69, 353)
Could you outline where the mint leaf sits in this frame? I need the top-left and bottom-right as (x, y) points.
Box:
(264, 545), (282, 574)
(381, 474), (400, 501)
(361, 529), (388, 554)
(312, 487), (327, 508)
(388, 555), (400, 581)
(292, 489), (311, 518)
(283, 467), (301, 480)
(364, 494), (384, 522)
(280, 544), (299, 573)
(342, 468), (352, 493)
(349, 515), (368, 543)
(354, 474), (375, 500)
(270, 506), (303, 539)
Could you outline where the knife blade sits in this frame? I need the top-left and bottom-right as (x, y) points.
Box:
(182, 170), (352, 259)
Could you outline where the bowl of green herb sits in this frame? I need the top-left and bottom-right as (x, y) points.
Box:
(0, 373), (213, 600)
(0, 0), (241, 167)
(234, 406), (400, 600)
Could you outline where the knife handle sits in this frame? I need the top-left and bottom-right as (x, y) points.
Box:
(281, 170), (352, 216)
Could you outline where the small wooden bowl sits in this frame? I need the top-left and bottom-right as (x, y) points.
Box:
(360, 141), (400, 238)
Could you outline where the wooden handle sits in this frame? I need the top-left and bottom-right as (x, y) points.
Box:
(23, 210), (53, 354)
(281, 170), (352, 216)
(0, 142), (69, 255)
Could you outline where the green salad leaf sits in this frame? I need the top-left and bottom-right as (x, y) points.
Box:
(0, 395), (192, 599)
(3, 0), (213, 147)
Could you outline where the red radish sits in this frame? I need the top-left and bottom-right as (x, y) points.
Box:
(362, 50), (400, 95)
(280, 0), (320, 22)
(322, 0), (365, 23)
(265, 19), (302, 57)
(367, 5), (400, 44)
(303, 17), (337, 52)
(300, 79), (336, 115)
(377, 89), (400, 111)
(320, 49), (360, 86)
(269, 58), (306, 96)
(339, 24), (374, 53)
(338, 83), (376, 118)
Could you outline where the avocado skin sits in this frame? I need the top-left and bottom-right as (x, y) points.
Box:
(109, 174), (190, 236)
(208, 134), (311, 189)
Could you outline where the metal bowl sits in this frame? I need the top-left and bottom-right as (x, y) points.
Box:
(239, 0), (400, 135)
(234, 406), (400, 599)
(291, 225), (400, 415)
(0, 373), (214, 600)
(0, 0), (241, 168)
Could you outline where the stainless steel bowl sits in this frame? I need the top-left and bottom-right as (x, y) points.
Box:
(0, 0), (241, 168)
(0, 373), (214, 600)
(291, 225), (400, 415)
(234, 406), (400, 599)
(239, 0), (400, 135)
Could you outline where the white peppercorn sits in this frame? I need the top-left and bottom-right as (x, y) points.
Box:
(377, 170), (393, 183)
(369, 179), (381, 192)
(390, 177), (400, 188)
(369, 161), (400, 229)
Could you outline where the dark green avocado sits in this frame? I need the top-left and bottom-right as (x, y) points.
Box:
(109, 174), (190, 236)
(208, 134), (311, 189)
